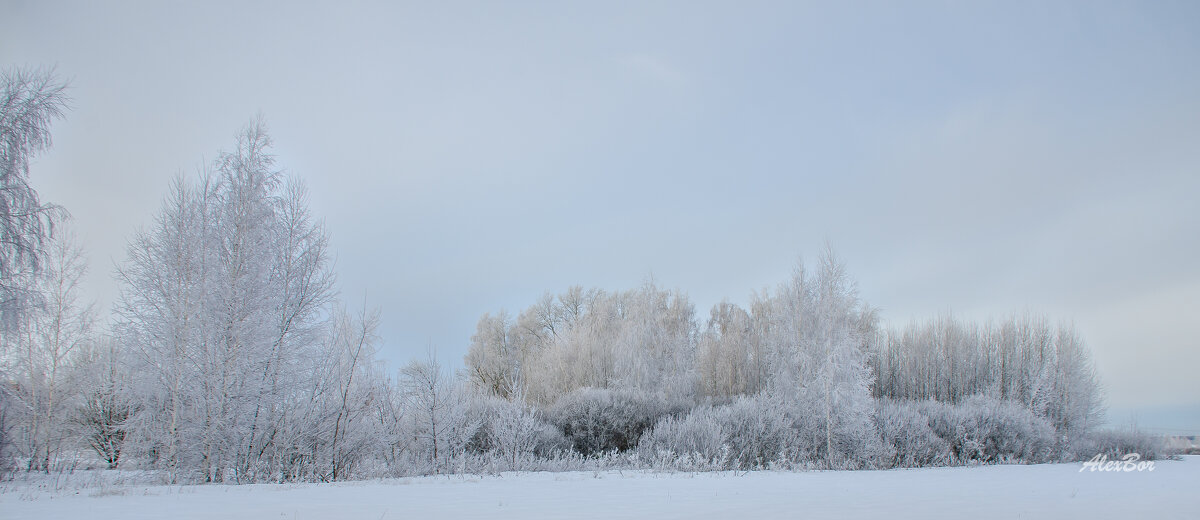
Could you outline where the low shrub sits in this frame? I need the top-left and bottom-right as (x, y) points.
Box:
(547, 388), (678, 456)
(874, 400), (951, 468)
(916, 395), (1056, 464)
(1077, 429), (1170, 461)
(638, 394), (803, 470)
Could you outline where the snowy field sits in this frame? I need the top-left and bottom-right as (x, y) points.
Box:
(3, 457), (1197, 520)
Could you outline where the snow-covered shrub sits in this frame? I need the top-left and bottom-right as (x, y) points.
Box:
(639, 394), (802, 470)
(638, 408), (726, 468)
(918, 395), (1056, 464)
(465, 394), (568, 469)
(787, 390), (889, 470)
(547, 388), (676, 456)
(874, 400), (950, 468)
(1077, 429), (1170, 461)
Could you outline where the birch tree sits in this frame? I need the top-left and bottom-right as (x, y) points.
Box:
(8, 227), (94, 471)
(801, 249), (879, 466)
(870, 313), (1104, 450)
(323, 305), (382, 481)
(465, 311), (519, 399)
(403, 353), (474, 473)
(696, 301), (763, 399)
(0, 67), (69, 330)
(115, 175), (210, 482)
(115, 119), (340, 482)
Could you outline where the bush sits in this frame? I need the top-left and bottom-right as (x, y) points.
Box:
(786, 392), (889, 470)
(874, 400), (951, 468)
(466, 394), (569, 467)
(547, 388), (679, 456)
(638, 394), (803, 470)
(1077, 429), (1170, 461)
(916, 395), (1056, 464)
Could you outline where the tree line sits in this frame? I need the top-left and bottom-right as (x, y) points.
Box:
(1, 68), (1156, 484)
(465, 257), (1109, 469)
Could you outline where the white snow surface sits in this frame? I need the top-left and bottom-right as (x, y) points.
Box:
(4, 457), (1197, 519)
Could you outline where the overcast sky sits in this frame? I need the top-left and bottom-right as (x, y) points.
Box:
(2, 1), (1197, 417)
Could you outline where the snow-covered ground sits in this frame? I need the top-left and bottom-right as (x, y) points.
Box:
(4, 457), (1197, 519)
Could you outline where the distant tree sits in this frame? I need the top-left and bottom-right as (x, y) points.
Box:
(1044, 324), (1105, 453)
(465, 311), (519, 399)
(512, 283), (698, 406)
(871, 313), (1104, 453)
(402, 353), (475, 473)
(696, 301), (763, 399)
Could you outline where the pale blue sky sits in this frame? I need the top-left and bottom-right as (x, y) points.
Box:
(2, 1), (1197, 420)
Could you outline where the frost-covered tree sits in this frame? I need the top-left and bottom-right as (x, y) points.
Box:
(0, 69), (69, 469)
(1046, 325), (1104, 451)
(114, 175), (208, 482)
(803, 250), (880, 466)
(7, 227), (94, 472)
(696, 301), (764, 399)
(322, 305), (383, 481)
(115, 119), (339, 483)
(0, 390), (13, 475)
(200, 120), (290, 482)
(233, 177), (336, 482)
(752, 249), (881, 467)
(487, 283), (697, 406)
(402, 353), (476, 473)
(74, 336), (134, 469)
(465, 311), (520, 400)
(870, 313), (1104, 451)
(0, 67), (69, 330)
